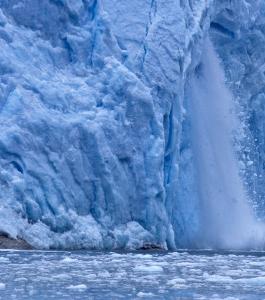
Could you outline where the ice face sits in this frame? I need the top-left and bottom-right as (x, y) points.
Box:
(0, 0), (210, 249)
(0, 0), (264, 250)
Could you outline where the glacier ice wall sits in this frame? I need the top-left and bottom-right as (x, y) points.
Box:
(0, 0), (211, 249)
(0, 0), (264, 249)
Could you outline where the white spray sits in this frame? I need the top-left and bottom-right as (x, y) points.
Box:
(189, 38), (265, 249)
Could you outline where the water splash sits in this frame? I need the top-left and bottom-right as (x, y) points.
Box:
(189, 38), (265, 249)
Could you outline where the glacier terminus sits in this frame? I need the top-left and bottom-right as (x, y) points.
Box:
(0, 0), (265, 251)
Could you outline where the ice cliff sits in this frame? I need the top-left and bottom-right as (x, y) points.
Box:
(0, 0), (264, 250)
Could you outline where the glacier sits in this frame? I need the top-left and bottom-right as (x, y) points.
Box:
(0, 0), (265, 250)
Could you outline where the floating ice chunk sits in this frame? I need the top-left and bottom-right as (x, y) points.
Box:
(109, 253), (124, 258)
(137, 292), (154, 297)
(66, 284), (87, 290)
(85, 274), (97, 280)
(211, 296), (239, 300)
(0, 283), (6, 290)
(14, 277), (29, 283)
(53, 274), (72, 280)
(169, 252), (181, 257)
(249, 261), (265, 267)
(167, 278), (186, 285)
(236, 276), (265, 284)
(132, 254), (153, 259)
(97, 271), (111, 278)
(134, 265), (163, 273)
(203, 273), (233, 282)
(61, 257), (78, 263)
(0, 257), (9, 263)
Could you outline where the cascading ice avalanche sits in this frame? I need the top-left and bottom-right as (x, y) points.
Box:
(189, 38), (265, 249)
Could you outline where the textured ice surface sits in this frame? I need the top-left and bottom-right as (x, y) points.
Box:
(0, 0), (212, 249)
(0, 0), (264, 249)
(0, 250), (265, 299)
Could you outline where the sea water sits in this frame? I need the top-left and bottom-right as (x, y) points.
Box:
(0, 250), (265, 299)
